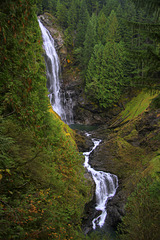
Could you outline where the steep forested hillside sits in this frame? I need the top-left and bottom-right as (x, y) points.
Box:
(0, 1), (90, 239)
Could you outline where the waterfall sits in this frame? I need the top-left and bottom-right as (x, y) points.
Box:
(38, 18), (118, 230)
(38, 19), (73, 124)
(83, 134), (118, 229)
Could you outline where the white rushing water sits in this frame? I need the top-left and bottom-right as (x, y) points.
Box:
(39, 19), (118, 230)
(83, 134), (118, 229)
(38, 19), (73, 124)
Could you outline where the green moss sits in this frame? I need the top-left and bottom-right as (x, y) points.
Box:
(148, 154), (160, 179)
(123, 128), (138, 141)
(121, 91), (158, 122)
(117, 137), (145, 162)
(150, 93), (160, 108)
(106, 135), (146, 181)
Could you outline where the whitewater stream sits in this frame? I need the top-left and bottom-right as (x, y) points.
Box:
(38, 19), (118, 231)
(83, 133), (118, 229)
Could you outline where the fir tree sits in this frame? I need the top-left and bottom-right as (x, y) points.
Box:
(106, 10), (120, 42)
(97, 11), (107, 44)
(85, 10), (126, 108)
(56, 0), (67, 28)
(75, 0), (89, 48)
(83, 13), (97, 70)
(130, 0), (160, 88)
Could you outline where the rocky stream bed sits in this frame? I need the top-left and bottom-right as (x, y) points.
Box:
(75, 107), (160, 235)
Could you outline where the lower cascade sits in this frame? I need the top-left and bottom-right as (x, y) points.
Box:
(83, 134), (118, 229)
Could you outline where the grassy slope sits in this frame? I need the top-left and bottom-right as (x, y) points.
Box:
(110, 91), (160, 239)
(120, 91), (158, 121)
(108, 90), (160, 182)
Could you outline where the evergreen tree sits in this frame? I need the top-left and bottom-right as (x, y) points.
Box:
(56, 0), (67, 28)
(85, 41), (125, 108)
(64, 0), (78, 47)
(128, 0), (160, 88)
(37, 0), (43, 15)
(117, 0), (136, 48)
(48, 0), (57, 14)
(133, 0), (160, 20)
(118, 177), (160, 240)
(85, 10), (126, 108)
(102, 0), (119, 17)
(75, 0), (89, 48)
(38, 0), (57, 14)
(67, 0), (78, 32)
(42, 0), (49, 11)
(97, 11), (107, 44)
(106, 10), (120, 42)
(83, 13), (97, 70)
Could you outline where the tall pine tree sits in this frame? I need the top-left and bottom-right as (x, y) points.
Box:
(85, 11), (126, 108)
(83, 13), (97, 70)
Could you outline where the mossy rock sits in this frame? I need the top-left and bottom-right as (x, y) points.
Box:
(120, 91), (158, 123)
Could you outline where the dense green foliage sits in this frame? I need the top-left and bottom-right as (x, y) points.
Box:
(118, 176), (160, 240)
(85, 11), (126, 107)
(0, 0), (90, 239)
(37, 0), (160, 109)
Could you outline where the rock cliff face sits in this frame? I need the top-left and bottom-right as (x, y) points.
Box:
(39, 13), (67, 65)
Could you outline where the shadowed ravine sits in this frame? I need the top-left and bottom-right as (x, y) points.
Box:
(39, 19), (119, 237)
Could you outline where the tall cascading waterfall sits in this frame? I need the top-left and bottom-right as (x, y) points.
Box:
(38, 18), (118, 231)
(83, 134), (118, 229)
(38, 19), (74, 124)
